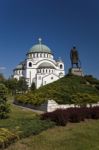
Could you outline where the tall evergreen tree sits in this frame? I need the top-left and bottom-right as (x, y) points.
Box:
(0, 83), (10, 119)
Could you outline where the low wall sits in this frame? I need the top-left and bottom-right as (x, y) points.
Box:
(14, 99), (99, 113)
(47, 100), (99, 112)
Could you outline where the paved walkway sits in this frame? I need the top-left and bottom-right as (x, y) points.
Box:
(13, 103), (44, 114)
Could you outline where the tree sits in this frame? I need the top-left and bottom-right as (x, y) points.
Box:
(0, 83), (10, 119)
(17, 77), (28, 93)
(0, 73), (5, 83)
(5, 78), (18, 95)
(30, 82), (36, 91)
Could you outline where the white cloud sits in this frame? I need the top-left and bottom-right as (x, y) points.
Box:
(0, 67), (6, 70)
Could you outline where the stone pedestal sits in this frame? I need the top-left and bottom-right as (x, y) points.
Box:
(69, 68), (84, 76)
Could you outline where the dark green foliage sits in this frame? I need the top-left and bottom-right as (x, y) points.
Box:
(84, 75), (99, 85)
(0, 84), (10, 119)
(71, 93), (99, 106)
(30, 82), (36, 91)
(17, 77), (28, 93)
(0, 73), (5, 83)
(95, 85), (99, 90)
(15, 75), (99, 106)
(5, 77), (28, 95)
(5, 78), (18, 95)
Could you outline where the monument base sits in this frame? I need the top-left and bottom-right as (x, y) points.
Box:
(69, 68), (84, 76)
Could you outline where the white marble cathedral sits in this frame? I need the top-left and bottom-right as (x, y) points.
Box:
(13, 38), (65, 88)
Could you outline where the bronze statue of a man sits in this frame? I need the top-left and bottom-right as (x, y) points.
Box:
(70, 46), (80, 68)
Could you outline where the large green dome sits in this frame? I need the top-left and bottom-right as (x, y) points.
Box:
(28, 38), (52, 54)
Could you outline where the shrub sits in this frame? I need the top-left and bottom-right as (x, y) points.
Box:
(90, 107), (99, 119)
(0, 84), (10, 119)
(0, 128), (18, 149)
(95, 85), (99, 90)
(41, 106), (99, 126)
(41, 109), (69, 126)
(15, 75), (99, 107)
(67, 108), (85, 123)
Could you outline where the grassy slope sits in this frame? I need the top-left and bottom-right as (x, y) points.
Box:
(16, 75), (99, 105)
(6, 119), (99, 150)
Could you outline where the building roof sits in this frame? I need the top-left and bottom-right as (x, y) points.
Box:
(28, 38), (52, 54)
(38, 62), (55, 69)
(14, 61), (25, 70)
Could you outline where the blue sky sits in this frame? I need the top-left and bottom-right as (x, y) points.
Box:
(0, 0), (99, 78)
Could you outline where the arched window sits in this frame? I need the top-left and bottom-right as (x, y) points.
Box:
(60, 64), (63, 69)
(29, 62), (32, 67)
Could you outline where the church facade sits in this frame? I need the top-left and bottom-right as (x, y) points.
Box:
(13, 38), (65, 88)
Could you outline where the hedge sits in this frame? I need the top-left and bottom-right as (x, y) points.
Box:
(41, 106), (99, 126)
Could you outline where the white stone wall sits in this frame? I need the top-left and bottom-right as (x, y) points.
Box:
(47, 100), (75, 112)
(47, 100), (99, 112)
(13, 70), (23, 80)
(36, 74), (43, 88)
(42, 74), (59, 87)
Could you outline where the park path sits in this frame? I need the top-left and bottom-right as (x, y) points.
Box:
(13, 103), (44, 114)
(9, 96), (45, 114)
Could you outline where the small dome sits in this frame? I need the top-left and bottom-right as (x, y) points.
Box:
(14, 61), (24, 70)
(28, 38), (52, 54)
(17, 65), (22, 69)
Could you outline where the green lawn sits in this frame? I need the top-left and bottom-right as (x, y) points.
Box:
(0, 101), (55, 149)
(1, 96), (99, 150)
(6, 119), (99, 150)
(0, 104), (55, 138)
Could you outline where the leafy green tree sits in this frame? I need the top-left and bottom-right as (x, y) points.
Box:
(17, 77), (28, 93)
(0, 73), (5, 83)
(30, 82), (36, 91)
(5, 78), (18, 95)
(0, 83), (10, 119)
